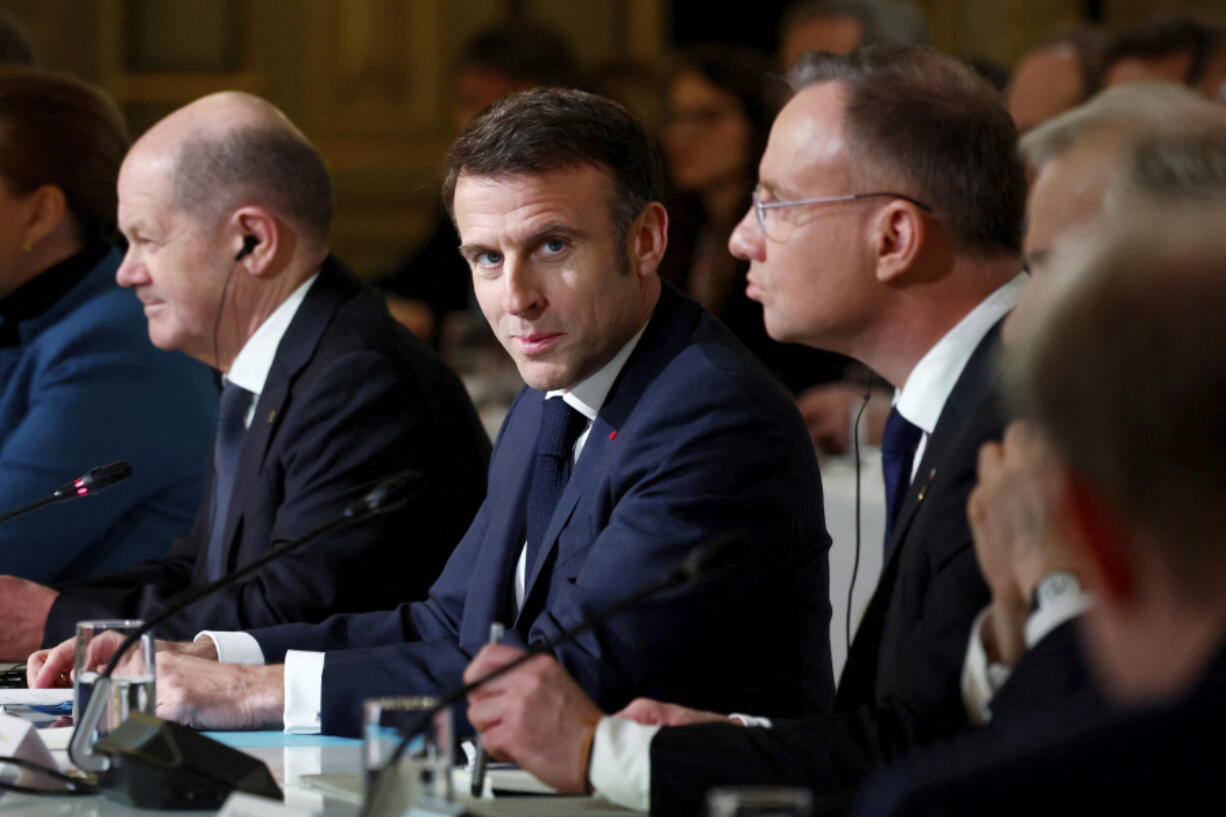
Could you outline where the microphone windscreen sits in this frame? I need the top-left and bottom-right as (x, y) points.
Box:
(677, 530), (749, 581)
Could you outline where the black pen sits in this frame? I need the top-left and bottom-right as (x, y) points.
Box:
(471, 621), (505, 797)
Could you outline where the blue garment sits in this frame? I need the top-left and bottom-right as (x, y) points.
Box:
(252, 284), (836, 737)
(0, 247), (216, 582)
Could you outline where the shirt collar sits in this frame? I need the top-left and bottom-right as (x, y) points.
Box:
(225, 273), (319, 395)
(545, 321), (649, 421)
(894, 272), (1026, 433)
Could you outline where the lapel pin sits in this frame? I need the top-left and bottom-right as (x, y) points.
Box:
(916, 468), (937, 502)
(608, 431), (617, 440)
(267, 409), (277, 424)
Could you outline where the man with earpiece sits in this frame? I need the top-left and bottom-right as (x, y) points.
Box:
(0, 91), (491, 661)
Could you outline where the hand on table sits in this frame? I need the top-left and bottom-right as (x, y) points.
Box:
(464, 644), (603, 794)
(0, 576), (57, 660)
(155, 655), (283, 730)
(29, 632), (217, 688)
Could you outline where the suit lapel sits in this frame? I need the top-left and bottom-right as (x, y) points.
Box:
(461, 390), (539, 640)
(514, 284), (702, 625)
(218, 258), (355, 565)
(840, 321), (1004, 698)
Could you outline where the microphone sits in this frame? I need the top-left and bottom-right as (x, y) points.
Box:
(0, 462), (132, 524)
(67, 469), (421, 810)
(360, 530), (749, 817)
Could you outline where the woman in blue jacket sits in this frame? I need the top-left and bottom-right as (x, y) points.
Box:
(0, 67), (216, 582)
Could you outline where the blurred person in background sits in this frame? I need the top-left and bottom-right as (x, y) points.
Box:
(778, 0), (928, 71)
(378, 19), (576, 347)
(659, 44), (847, 394)
(1006, 26), (1107, 134)
(0, 8), (34, 65)
(1103, 14), (1226, 102)
(0, 67), (216, 584)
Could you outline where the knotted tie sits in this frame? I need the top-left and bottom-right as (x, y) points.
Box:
(524, 397), (586, 575)
(206, 382), (254, 581)
(881, 406), (922, 557)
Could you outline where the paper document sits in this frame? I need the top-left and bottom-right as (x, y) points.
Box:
(0, 688), (72, 706)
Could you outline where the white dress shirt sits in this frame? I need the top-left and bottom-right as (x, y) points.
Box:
(588, 274), (1027, 811)
(203, 322), (648, 733)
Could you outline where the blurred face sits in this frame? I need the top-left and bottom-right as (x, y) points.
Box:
(1007, 45), (1084, 134)
(456, 68), (528, 131)
(455, 165), (651, 391)
(115, 151), (228, 362)
(728, 82), (878, 353)
(1005, 143), (1118, 345)
(663, 72), (753, 194)
(780, 14), (863, 71)
(0, 180), (36, 298)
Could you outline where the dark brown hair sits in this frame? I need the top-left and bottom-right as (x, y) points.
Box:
(0, 66), (128, 244)
(789, 44), (1024, 256)
(441, 88), (663, 248)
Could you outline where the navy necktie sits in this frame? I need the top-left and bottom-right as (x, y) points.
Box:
(206, 382), (254, 581)
(524, 397), (586, 576)
(881, 406), (922, 556)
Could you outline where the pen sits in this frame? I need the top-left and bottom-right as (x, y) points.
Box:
(471, 621), (504, 797)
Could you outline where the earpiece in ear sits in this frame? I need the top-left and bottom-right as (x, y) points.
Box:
(234, 235), (259, 261)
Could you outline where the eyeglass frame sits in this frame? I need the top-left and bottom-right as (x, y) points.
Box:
(753, 186), (934, 238)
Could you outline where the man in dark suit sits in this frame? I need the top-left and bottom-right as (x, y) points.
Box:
(854, 204), (1226, 815)
(458, 45), (1029, 812)
(52, 89), (834, 738)
(17, 91), (490, 663)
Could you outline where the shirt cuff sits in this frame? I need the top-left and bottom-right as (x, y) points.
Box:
(728, 713), (772, 728)
(1025, 589), (1093, 648)
(196, 631), (265, 665)
(961, 607), (1011, 725)
(588, 716), (658, 812)
(282, 650), (325, 734)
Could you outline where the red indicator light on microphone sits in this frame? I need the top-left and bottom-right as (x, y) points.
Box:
(77, 487), (89, 496)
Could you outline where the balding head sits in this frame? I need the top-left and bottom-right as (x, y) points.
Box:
(128, 92), (332, 249)
(116, 92), (333, 370)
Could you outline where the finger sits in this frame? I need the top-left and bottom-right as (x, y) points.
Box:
(616, 698), (665, 724)
(464, 644), (528, 685)
(26, 650), (47, 687)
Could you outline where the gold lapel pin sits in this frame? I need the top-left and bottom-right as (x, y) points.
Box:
(267, 409), (277, 424)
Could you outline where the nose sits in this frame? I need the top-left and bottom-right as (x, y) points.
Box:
(728, 206), (765, 262)
(115, 247), (147, 289)
(503, 258), (545, 317)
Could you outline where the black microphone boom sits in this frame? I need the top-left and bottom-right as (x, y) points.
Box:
(67, 469), (421, 810)
(360, 530), (749, 817)
(0, 462), (132, 524)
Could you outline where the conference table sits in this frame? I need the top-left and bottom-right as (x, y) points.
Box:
(0, 727), (637, 816)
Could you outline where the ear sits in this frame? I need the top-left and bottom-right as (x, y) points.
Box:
(627, 201), (669, 280)
(871, 199), (925, 284)
(230, 207), (278, 277)
(22, 185), (69, 250)
(1060, 470), (1137, 606)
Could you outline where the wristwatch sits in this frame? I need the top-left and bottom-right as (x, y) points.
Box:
(1031, 570), (1081, 613)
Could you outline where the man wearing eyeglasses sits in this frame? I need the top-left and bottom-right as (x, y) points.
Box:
(462, 44), (1028, 813)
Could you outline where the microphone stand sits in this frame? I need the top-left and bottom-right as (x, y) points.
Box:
(361, 530), (747, 817)
(0, 462), (132, 525)
(66, 470), (420, 808)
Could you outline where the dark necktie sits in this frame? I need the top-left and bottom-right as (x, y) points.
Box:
(881, 406), (922, 556)
(206, 382), (254, 581)
(524, 397), (586, 576)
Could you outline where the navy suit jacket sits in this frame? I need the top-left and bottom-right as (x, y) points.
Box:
(252, 284), (835, 736)
(853, 637), (1226, 816)
(0, 246), (216, 582)
(44, 258), (491, 644)
(648, 324), (1005, 816)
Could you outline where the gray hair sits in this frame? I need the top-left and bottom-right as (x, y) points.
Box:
(1008, 206), (1226, 600)
(1019, 82), (1210, 170)
(1113, 126), (1226, 204)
